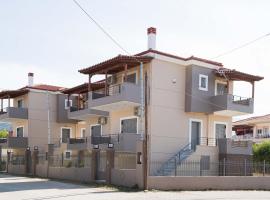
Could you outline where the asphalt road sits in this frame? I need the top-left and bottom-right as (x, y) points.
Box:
(1, 174), (270, 200)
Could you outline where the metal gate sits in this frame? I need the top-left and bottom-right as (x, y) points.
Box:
(96, 151), (107, 180)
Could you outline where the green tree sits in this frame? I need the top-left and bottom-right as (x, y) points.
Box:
(0, 129), (8, 138)
(253, 141), (270, 163)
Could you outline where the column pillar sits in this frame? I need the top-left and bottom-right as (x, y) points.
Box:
(0, 146), (2, 171)
(106, 148), (115, 184)
(0, 99), (3, 112)
(252, 81), (255, 98)
(7, 151), (11, 173)
(105, 71), (108, 96)
(24, 148), (31, 175)
(123, 64), (128, 82)
(91, 149), (100, 181)
(8, 96), (10, 108)
(88, 75), (92, 92)
(32, 149), (39, 176)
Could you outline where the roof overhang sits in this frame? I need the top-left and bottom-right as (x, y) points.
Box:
(0, 89), (29, 99)
(215, 68), (264, 82)
(63, 82), (105, 94)
(78, 55), (153, 75)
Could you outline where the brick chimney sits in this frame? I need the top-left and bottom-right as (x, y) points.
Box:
(147, 27), (156, 50)
(28, 72), (34, 86)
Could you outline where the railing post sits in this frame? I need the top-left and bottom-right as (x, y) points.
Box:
(223, 158), (226, 176)
(174, 157), (177, 176)
(264, 160), (266, 176)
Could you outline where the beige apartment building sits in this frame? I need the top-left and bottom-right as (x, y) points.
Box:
(0, 27), (264, 188)
(233, 114), (270, 143)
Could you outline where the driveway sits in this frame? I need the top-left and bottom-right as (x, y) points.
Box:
(1, 174), (270, 200)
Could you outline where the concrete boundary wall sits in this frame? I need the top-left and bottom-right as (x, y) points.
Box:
(47, 167), (92, 183)
(149, 176), (270, 190)
(111, 169), (137, 187)
(7, 165), (25, 175)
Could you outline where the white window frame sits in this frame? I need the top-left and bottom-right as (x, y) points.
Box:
(64, 99), (73, 110)
(215, 80), (228, 96)
(188, 118), (203, 148)
(90, 124), (103, 136)
(122, 71), (137, 84)
(64, 150), (72, 160)
(199, 74), (208, 91)
(16, 126), (24, 137)
(80, 128), (86, 138)
(120, 116), (139, 134)
(213, 121), (228, 140)
(60, 127), (72, 143)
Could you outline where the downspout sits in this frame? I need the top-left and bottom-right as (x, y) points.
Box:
(46, 91), (51, 144)
(140, 62), (145, 140)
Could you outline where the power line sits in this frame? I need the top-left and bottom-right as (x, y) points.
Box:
(212, 32), (270, 59)
(72, 0), (130, 55)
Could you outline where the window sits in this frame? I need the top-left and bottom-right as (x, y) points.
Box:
(16, 126), (24, 137)
(17, 100), (23, 108)
(263, 127), (269, 136)
(199, 74), (208, 91)
(61, 128), (71, 143)
(81, 128), (86, 138)
(91, 125), (102, 137)
(120, 117), (138, 134)
(124, 73), (137, 84)
(64, 99), (72, 110)
(257, 129), (262, 134)
(64, 151), (72, 160)
(216, 82), (228, 95)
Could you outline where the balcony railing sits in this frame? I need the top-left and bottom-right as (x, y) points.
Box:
(92, 84), (121, 100)
(0, 107), (28, 120)
(232, 95), (252, 106)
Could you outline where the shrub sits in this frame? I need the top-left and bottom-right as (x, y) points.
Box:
(253, 141), (270, 163)
(0, 130), (8, 138)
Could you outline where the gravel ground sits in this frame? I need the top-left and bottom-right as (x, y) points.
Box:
(1, 174), (270, 200)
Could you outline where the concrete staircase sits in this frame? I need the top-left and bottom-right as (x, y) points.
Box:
(154, 143), (194, 176)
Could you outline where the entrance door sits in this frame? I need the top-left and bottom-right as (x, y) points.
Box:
(215, 123), (227, 139)
(191, 121), (201, 151)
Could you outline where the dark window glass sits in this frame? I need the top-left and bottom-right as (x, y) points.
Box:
(61, 128), (71, 143)
(16, 127), (24, 137)
(126, 73), (136, 83)
(121, 118), (137, 133)
(91, 125), (101, 137)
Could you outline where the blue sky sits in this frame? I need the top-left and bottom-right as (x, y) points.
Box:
(1, 0), (270, 118)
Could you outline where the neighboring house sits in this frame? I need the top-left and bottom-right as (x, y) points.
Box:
(0, 73), (86, 166)
(233, 114), (270, 143)
(62, 27), (263, 179)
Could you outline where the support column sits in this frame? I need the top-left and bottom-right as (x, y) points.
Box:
(252, 81), (255, 98)
(7, 151), (11, 173)
(123, 64), (128, 82)
(24, 148), (31, 175)
(67, 94), (70, 107)
(0, 146), (2, 171)
(91, 149), (100, 181)
(88, 75), (92, 92)
(8, 96), (10, 108)
(0, 99), (3, 112)
(32, 149), (39, 176)
(106, 148), (115, 184)
(105, 71), (108, 96)
(77, 93), (80, 110)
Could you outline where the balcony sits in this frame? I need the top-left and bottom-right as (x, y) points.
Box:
(67, 107), (109, 120)
(0, 137), (28, 149)
(67, 137), (90, 150)
(218, 138), (252, 155)
(88, 82), (140, 111)
(0, 107), (28, 121)
(211, 94), (253, 116)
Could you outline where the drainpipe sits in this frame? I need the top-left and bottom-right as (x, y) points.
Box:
(140, 62), (145, 140)
(47, 91), (51, 144)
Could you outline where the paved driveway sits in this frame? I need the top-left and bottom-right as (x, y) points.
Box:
(1, 174), (270, 200)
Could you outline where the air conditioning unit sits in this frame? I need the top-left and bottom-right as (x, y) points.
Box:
(107, 74), (117, 84)
(98, 117), (107, 125)
(134, 107), (141, 116)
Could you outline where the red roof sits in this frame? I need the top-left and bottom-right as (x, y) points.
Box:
(21, 84), (65, 92)
(136, 49), (223, 66)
